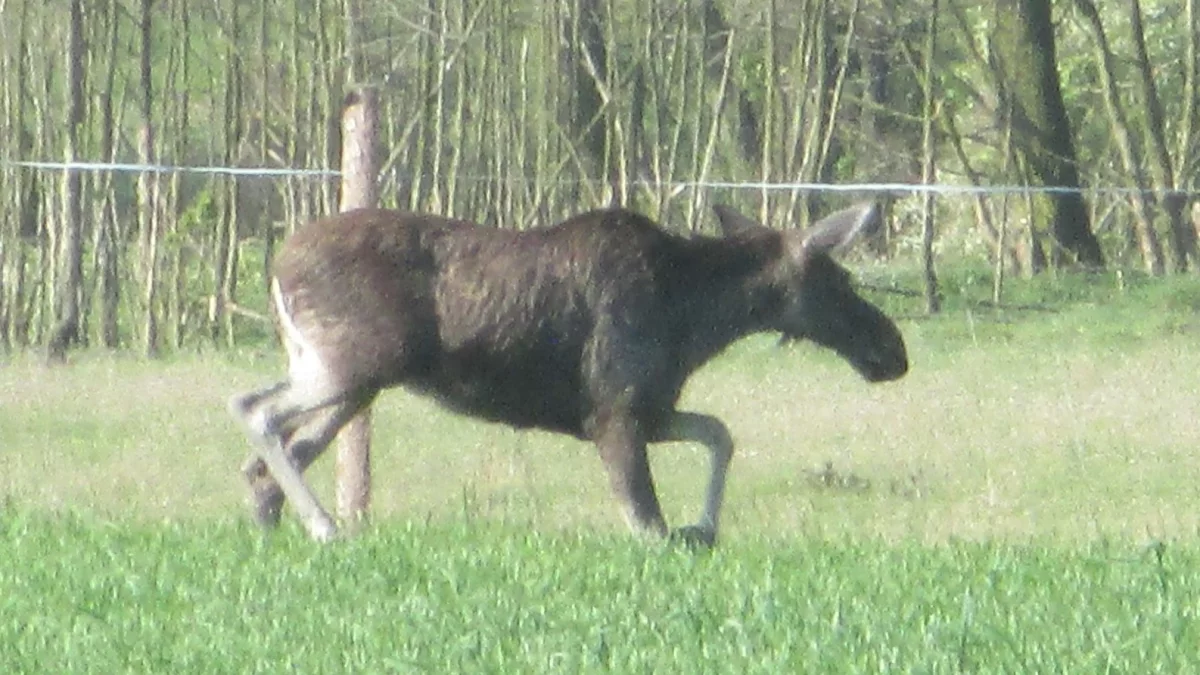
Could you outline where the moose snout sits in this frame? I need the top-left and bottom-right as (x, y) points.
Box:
(864, 349), (908, 382)
(861, 331), (908, 382)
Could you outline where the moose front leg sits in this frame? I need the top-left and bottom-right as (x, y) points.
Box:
(654, 411), (734, 548)
(594, 417), (669, 540)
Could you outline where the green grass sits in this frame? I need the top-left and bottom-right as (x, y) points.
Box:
(1, 511), (1196, 673)
(4, 269), (1200, 671)
(5, 269), (1200, 543)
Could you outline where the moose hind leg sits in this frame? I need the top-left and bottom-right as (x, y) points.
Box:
(238, 406), (321, 530)
(228, 380), (347, 542)
(653, 411), (734, 548)
(247, 392), (375, 531)
(232, 381), (294, 526)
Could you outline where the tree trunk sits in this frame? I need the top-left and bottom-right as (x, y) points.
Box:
(1127, 0), (1195, 271)
(318, 1), (342, 216)
(46, 0), (85, 362)
(1071, 0), (1164, 275)
(943, 110), (1022, 276)
(260, 0), (275, 291)
(1179, 0), (1198, 175)
(94, 0), (121, 348)
(801, 0), (858, 225)
(991, 0), (1105, 268)
(211, 0), (242, 346)
(0, 0), (30, 349)
(702, 0), (763, 173)
(920, 0), (941, 314)
(560, 0), (608, 197)
(137, 124), (161, 358)
(168, 0), (191, 349)
(136, 0), (160, 357)
(687, 21), (736, 229)
(761, 0), (780, 225)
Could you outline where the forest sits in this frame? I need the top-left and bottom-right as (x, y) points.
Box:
(0, 0), (1197, 356)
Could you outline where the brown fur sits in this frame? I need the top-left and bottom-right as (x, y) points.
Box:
(230, 205), (907, 546)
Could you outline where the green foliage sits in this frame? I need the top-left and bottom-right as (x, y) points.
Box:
(0, 511), (1196, 673)
(874, 250), (1183, 302)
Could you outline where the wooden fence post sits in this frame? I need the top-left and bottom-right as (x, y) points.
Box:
(334, 87), (379, 527)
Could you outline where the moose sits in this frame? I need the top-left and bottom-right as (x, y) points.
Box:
(229, 202), (908, 547)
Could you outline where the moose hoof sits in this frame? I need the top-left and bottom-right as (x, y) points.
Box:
(248, 488), (285, 529)
(669, 525), (716, 551)
(309, 516), (339, 543)
(245, 470), (285, 529)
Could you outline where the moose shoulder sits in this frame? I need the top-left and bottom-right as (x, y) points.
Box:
(230, 205), (908, 546)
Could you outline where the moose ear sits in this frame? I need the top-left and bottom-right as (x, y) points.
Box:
(799, 202), (881, 257)
(712, 204), (766, 236)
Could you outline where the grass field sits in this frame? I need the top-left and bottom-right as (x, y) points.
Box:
(2, 267), (1200, 671)
(1, 512), (1196, 673)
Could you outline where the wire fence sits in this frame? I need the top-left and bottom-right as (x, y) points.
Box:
(4, 159), (1199, 198)
(3, 156), (1199, 353)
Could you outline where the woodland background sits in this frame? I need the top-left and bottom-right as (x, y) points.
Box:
(0, 0), (1197, 356)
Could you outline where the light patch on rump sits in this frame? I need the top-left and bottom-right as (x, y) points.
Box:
(272, 278), (329, 390)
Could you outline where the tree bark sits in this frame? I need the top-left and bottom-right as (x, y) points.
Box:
(137, 123), (161, 358)
(46, 0), (85, 362)
(1071, 0), (1164, 275)
(5, 0), (35, 347)
(1179, 0), (1198, 175)
(94, 0), (121, 348)
(560, 0), (609, 197)
(259, 0), (274, 291)
(1127, 0), (1195, 271)
(920, 0), (941, 314)
(210, 0), (243, 347)
(991, 0), (1105, 268)
(702, 0), (763, 172)
(0, 0), (23, 351)
(136, 0), (160, 357)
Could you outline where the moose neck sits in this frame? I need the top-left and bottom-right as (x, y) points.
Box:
(668, 233), (787, 374)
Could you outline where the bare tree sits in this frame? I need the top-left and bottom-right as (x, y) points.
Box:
(560, 0), (610, 197)
(919, 0), (941, 313)
(210, 0), (243, 347)
(2, 0), (35, 348)
(165, 0), (193, 349)
(990, 0), (1105, 269)
(92, 0), (122, 348)
(1127, 0), (1196, 271)
(46, 0), (86, 361)
(1072, 0), (1165, 275)
(702, 0), (763, 177)
(1181, 0), (1199, 183)
(136, 0), (161, 357)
